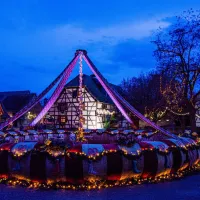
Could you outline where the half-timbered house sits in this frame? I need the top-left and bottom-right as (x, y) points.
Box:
(44, 74), (120, 129)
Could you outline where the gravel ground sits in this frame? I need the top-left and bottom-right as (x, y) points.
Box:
(0, 174), (200, 200)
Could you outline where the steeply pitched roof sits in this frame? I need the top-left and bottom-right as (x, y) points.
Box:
(65, 74), (114, 104)
(0, 91), (37, 112)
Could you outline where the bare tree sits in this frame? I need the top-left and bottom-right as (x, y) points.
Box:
(152, 9), (200, 132)
(119, 71), (168, 123)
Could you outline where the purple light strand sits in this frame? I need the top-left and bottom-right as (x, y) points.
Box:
(83, 55), (134, 125)
(30, 56), (78, 126)
(0, 55), (79, 130)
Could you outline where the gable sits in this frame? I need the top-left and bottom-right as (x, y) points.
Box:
(65, 74), (114, 104)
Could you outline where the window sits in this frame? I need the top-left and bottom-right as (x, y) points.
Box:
(59, 116), (67, 124)
(102, 104), (107, 109)
(82, 102), (86, 110)
(61, 116), (66, 123)
(57, 103), (67, 113)
(72, 90), (78, 98)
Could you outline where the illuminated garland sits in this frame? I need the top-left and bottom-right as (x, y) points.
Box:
(66, 144), (199, 161)
(78, 52), (84, 141)
(0, 165), (199, 190)
(0, 129), (172, 138)
(45, 146), (65, 159)
(160, 76), (200, 118)
(166, 107), (189, 116)
(0, 141), (198, 160)
(144, 107), (167, 121)
(159, 76), (189, 116)
(10, 149), (31, 159)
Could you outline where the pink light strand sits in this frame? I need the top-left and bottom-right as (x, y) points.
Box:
(30, 56), (79, 126)
(83, 55), (134, 125)
(78, 53), (84, 133)
(0, 55), (79, 130)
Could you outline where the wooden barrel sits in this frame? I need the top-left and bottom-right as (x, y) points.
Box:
(0, 138), (197, 185)
(66, 144), (144, 183)
(30, 151), (46, 182)
(8, 142), (38, 180)
(180, 137), (199, 167)
(82, 144), (107, 182)
(66, 144), (123, 183)
(118, 144), (144, 180)
(0, 143), (15, 176)
(65, 144), (84, 184)
(102, 144), (122, 181)
(162, 139), (188, 173)
(46, 157), (65, 182)
(139, 141), (172, 178)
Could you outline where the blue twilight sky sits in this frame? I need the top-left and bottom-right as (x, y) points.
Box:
(0, 0), (200, 93)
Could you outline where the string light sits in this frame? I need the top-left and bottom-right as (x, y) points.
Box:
(160, 76), (189, 116)
(0, 165), (199, 190)
(166, 107), (189, 116)
(27, 112), (36, 120)
(77, 52), (85, 141)
(0, 141), (198, 161)
(160, 75), (200, 119)
(144, 107), (167, 121)
(46, 146), (65, 157)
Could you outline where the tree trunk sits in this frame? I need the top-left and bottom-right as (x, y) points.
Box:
(190, 111), (197, 132)
(180, 116), (186, 133)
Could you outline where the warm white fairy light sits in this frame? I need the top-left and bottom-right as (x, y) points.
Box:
(78, 52), (84, 140)
(166, 107), (189, 116)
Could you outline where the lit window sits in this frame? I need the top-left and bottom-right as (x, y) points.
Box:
(60, 116), (67, 123)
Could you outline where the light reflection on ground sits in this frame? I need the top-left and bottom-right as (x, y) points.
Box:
(0, 174), (200, 200)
